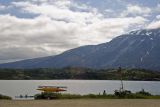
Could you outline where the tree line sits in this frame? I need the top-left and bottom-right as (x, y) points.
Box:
(0, 67), (160, 80)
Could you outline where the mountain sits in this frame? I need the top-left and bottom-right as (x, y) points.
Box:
(0, 28), (160, 70)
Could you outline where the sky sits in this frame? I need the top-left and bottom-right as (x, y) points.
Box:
(0, 0), (160, 63)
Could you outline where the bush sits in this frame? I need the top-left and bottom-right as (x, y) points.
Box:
(59, 94), (82, 99)
(0, 94), (12, 100)
(114, 90), (132, 98)
(34, 92), (61, 100)
(136, 89), (152, 96)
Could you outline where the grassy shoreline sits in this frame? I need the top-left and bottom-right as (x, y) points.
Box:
(1, 89), (160, 100)
(34, 93), (160, 100)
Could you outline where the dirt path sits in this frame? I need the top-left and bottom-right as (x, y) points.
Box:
(0, 99), (160, 107)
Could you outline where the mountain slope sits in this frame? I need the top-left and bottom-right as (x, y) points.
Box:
(0, 28), (160, 70)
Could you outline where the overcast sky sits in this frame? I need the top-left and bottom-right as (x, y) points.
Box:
(0, 0), (160, 63)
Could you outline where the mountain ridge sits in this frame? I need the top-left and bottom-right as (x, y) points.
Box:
(0, 28), (160, 71)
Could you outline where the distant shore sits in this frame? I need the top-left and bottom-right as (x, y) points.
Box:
(0, 99), (160, 107)
(0, 68), (160, 80)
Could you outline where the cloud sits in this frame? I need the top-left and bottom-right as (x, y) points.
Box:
(156, 15), (160, 19)
(147, 3), (160, 29)
(12, 1), (99, 24)
(147, 19), (160, 29)
(121, 4), (151, 17)
(0, 0), (148, 63)
(0, 3), (7, 10)
(0, 14), (80, 54)
(155, 4), (160, 12)
(0, 3), (13, 11)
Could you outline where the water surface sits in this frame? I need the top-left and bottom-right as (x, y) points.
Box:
(0, 80), (160, 99)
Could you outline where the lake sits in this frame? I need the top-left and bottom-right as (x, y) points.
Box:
(0, 80), (160, 99)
